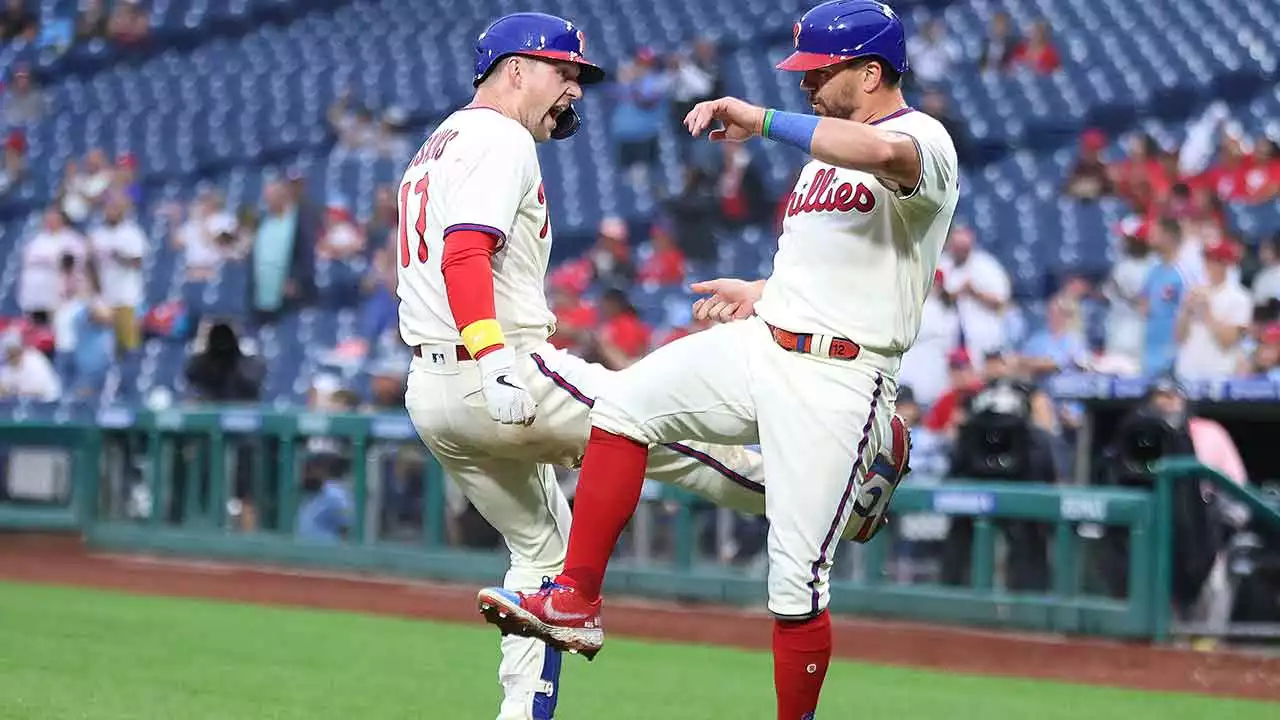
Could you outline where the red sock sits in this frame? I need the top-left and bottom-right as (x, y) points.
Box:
(773, 610), (832, 720)
(556, 427), (648, 602)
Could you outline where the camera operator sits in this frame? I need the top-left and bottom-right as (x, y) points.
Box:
(942, 373), (1058, 591)
(1091, 378), (1225, 616)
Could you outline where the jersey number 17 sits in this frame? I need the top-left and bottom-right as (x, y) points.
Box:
(399, 175), (430, 267)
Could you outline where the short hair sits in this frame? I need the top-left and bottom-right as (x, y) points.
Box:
(848, 56), (902, 89)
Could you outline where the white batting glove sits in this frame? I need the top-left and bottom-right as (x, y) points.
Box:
(477, 347), (537, 426)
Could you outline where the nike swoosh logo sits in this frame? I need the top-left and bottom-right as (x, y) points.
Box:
(496, 374), (520, 389)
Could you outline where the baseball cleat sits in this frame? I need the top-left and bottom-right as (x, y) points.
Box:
(847, 413), (912, 543)
(477, 579), (604, 660)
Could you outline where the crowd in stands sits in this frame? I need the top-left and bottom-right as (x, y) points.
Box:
(0, 7), (1275, 499)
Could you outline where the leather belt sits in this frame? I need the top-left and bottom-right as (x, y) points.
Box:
(765, 322), (861, 361)
(413, 345), (474, 361)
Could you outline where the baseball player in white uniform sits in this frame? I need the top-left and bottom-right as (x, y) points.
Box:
(476, 2), (958, 718)
(398, 12), (889, 720)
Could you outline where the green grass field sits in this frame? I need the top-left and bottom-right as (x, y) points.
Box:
(0, 581), (1273, 719)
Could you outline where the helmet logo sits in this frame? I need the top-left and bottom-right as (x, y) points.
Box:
(576, 30), (587, 59)
(792, 22), (801, 48)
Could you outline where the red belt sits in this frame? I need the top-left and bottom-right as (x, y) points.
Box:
(765, 322), (861, 360)
(413, 345), (474, 361)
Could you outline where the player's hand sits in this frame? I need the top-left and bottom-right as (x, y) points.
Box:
(684, 97), (766, 142)
(690, 278), (763, 323)
(477, 347), (538, 426)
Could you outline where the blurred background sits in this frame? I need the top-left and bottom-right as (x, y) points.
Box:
(0, 0), (1278, 645)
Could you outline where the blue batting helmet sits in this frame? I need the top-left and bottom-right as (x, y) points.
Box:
(777, 0), (909, 75)
(473, 13), (604, 140)
(473, 13), (605, 87)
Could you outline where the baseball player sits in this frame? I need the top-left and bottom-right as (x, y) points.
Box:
(398, 12), (887, 720)
(476, 2), (958, 718)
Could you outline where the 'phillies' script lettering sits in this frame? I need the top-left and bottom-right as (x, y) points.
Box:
(786, 168), (876, 217)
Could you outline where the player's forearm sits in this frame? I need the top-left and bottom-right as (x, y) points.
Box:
(440, 230), (504, 359)
(762, 111), (919, 189)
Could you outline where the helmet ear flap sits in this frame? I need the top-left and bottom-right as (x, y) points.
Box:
(550, 106), (581, 140)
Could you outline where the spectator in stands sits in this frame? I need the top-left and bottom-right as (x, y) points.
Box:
(667, 38), (720, 136)
(1111, 133), (1161, 210)
(636, 219), (686, 287)
(1175, 240), (1251, 380)
(77, 0), (108, 42)
(296, 453), (353, 543)
(1103, 217), (1156, 370)
(172, 186), (241, 282)
(249, 179), (305, 324)
(906, 18), (958, 87)
(0, 329), (60, 401)
(327, 89), (376, 151)
(0, 129), (25, 197)
(937, 225), (1011, 361)
(979, 12), (1016, 72)
(19, 207), (85, 326)
(1181, 184), (1227, 251)
(1199, 131), (1252, 202)
(316, 199), (366, 262)
(587, 216), (635, 289)
(2, 65), (45, 127)
(0, 0), (35, 42)
(112, 153), (142, 205)
(61, 149), (114, 226)
(52, 277), (114, 397)
(1010, 21), (1061, 74)
(1242, 135), (1279, 204)
(595, 288), (651, 370)
(717, 141), (769, 227)
(1140, 217), (1188, 376)
(919, 89), (973, 167)
(329, 233), (396, 363)
(90, 194), (146, 354)
(364, 184), (398, 255)
(374, 106), (412, 160)
(184, 321), (265, 402)
(900, 269), (959, 408)
(1065, 129), (1113, 200)
(547, 280), (597, 354)
(1243, 322), (1280, 379)
(1021, 295), (1089, 378)
(922, 348), (983, 437)
(610, 47), (668, 193)
(107, 0), (148, 46)
(365, 357), (407, 412)
(664, 162), (719, 263)
(1252, 234), (1280, 306)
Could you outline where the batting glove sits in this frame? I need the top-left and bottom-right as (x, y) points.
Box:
(477, 347), (538, 426)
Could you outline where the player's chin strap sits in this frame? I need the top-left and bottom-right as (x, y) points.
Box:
(550, 105), (580, 140)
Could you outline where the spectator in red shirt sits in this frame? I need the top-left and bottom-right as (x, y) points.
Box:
(587, 216), (635, 288)
(548, 282), (598, 352)
(923, 348), (984, 435)
(595, 289), (651, 370)
(1010, 22), (1061, 74)
(637, 218), (686, 287)
(1242, 136), (1279, 204)
(1064, 129), (1113, 200)
(1195, 133), (1254, 202)
(1111, 133), (1161, 209)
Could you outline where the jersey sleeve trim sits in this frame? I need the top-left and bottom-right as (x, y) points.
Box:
(444, 222), (508, 251)
(891, 131), (924, 201)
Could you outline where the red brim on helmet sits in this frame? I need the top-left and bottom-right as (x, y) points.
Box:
(776, 51), (854, 71)
(519, 50), (606, 84)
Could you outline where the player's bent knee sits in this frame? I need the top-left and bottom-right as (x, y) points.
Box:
(588, 398), (656, 446)
(770, 607), (828, 623)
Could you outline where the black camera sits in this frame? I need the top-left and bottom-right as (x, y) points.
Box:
(1115, 409), (1177, 483)
(954, 380), (1033, 479)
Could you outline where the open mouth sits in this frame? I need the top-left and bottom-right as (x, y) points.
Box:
(548, 104), (570, 123)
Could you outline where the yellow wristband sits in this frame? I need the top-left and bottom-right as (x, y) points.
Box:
(460, 318), (505, 356)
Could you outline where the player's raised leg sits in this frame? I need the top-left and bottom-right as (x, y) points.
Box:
(477, 320), (761, 658)
(751, 344), (895, 719)
(523, 346), (767, 514)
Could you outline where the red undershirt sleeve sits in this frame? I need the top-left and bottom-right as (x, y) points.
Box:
(440, 228), (502, 359)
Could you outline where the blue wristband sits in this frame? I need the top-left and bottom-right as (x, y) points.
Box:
(763, 110), (819, 153)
